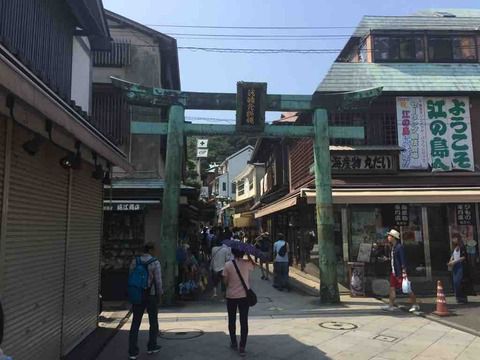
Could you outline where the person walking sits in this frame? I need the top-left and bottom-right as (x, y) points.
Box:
(222, 248), (254, 357)
(448, 234), (469, 304)
(128, 242), (163, 359)
(210, 239), (232, 298)
(273, 233), (290, 291)
(382, 229), (419, 312)
(257, 233), (272, 280)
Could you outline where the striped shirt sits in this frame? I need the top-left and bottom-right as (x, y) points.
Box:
(129, 254), (163, 296)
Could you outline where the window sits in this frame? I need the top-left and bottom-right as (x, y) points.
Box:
(231, 183), (236, 195)
(429, 36), (477, 62)
(93, 41), (131, 67)
(238, 180), (245, 196)
(222, 182), (226, 191)
(374, 36), (424, 62)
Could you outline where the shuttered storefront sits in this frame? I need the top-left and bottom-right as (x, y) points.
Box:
(61, 163), (103, 355)
(0, 117), (5, 223)
(2, 125), (69, 359)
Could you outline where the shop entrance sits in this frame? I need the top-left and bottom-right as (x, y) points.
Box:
(112, 77), (382, 304)
(428, 205), (451, 275)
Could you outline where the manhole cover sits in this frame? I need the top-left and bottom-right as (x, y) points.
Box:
(319, 322), (357, 330)
(159, 328), (204, 340)
(257, 297), (273, 303)
(374, 335), (397, 343)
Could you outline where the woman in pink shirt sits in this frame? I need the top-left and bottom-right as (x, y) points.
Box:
(222, 248), (254, 357)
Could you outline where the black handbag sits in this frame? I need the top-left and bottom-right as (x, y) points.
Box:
(232, 260), (257, 307)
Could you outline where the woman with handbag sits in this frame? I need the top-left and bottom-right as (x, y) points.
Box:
(448, 235), (469, 304)
(222, 248), (255, 357)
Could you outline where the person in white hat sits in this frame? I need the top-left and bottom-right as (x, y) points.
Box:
(382, 229), (419, 312)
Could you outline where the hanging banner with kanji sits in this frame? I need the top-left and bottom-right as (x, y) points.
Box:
(426, 97), (474, 172)
(396, 97), (474, 172)
(396, 97), (429, 169)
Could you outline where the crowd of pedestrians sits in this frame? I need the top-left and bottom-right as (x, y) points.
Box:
(126, 225), (476, 359)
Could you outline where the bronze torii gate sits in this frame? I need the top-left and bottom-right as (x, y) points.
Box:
(112, 77), (381, 304)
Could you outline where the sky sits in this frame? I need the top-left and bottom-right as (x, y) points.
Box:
(103, 0), (480, 122)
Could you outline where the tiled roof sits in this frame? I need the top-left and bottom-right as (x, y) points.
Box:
(411, 9), (480, 18)
(316, 62), (480, 93)
(353, 15), (480, 37)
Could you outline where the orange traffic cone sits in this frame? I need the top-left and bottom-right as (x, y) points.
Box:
(433, 280), (451, 317)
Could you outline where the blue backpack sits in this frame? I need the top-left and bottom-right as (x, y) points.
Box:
(128, 257), (157, 304)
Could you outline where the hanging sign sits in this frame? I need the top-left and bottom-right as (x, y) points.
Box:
(197, 148), (208, 158)
(394, 204), (409, 226)
(236, 81), (267, 131)
(396, 97), (474, 172)
(197, 139), (208, 148)
(396, 97), (429, 169)
(456, 204), (473, 225)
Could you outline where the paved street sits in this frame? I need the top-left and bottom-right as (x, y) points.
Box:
(97, 269), (480, 359)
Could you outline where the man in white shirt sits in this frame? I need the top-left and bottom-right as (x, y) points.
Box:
(210, 240), (232, 297)
(273, 233), (290, 291)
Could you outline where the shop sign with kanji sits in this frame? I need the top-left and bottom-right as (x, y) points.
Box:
(103, 203), (144, 211)
(456, 204), (473, 225)
(236, 82), (267, 131)
(394, 204), (409, 226)
(330, 154), (395, 173)
(396, 97), (474, 172)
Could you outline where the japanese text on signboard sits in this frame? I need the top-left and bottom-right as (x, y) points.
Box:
(396, 97), (474, 172)
(456, 204), (473, 225)
(396, 97), (428, 169)
(394, 204), (409, 226)
(236, 82), (266, 130)
(331, 154), (394, 171)
(103, 203), (143, 211)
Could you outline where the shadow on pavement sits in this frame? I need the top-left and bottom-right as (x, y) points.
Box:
(98, 330), (331, 360)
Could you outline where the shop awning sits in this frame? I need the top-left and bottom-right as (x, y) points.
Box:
(254, 195), (298, 218)
(302, 187), (480, 204)
(233, 212), (255, 227)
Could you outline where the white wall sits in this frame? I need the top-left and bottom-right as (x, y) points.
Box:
(71, 36), (91, 113)
(226, 148), (253, 200)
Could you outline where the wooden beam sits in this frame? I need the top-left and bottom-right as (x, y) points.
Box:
(131, 121), (365, 139)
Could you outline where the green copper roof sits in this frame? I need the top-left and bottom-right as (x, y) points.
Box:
(353, 15), (480, 37)
(316, 63), (480, 93)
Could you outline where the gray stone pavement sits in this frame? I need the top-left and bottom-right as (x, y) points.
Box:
(97, 268), (480, 360)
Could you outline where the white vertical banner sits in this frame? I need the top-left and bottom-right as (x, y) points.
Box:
(396, 97), (429, 169)
(446, 97), (474, 171)
(426, 97), (474, 172)
(426, 97), (452, 172)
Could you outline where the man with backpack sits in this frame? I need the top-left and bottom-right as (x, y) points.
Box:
(128, 242), (163, 359)
(273, 234), (290, 291)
